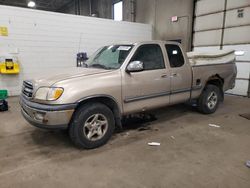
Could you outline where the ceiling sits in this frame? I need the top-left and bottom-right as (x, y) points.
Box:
(0, 0), (74, 11)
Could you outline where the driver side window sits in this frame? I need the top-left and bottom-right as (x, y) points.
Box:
(131, 44), (165, 70)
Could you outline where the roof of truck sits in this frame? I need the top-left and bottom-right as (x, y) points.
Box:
(110, 40), (180, 46)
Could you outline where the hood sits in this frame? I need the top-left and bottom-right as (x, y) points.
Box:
(31, 67), (112, 87)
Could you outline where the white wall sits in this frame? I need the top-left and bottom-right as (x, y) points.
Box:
(0, 5), (152, 96)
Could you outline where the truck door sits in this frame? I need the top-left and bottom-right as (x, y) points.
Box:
(165, 44), (192, 104)
(122, 44), (171, 114)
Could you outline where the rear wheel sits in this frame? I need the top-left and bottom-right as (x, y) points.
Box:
(69, 103), (115, 149)
(198, 85), (221, 114)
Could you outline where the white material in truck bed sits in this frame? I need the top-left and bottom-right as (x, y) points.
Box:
(187, 50), (235, 66)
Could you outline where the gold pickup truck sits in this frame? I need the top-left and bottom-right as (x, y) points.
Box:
(20, 41), (237, 149)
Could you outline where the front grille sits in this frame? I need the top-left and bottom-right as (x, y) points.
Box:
(22, 81), (33, 98)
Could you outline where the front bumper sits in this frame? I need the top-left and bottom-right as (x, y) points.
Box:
(20, 96), (77, 129)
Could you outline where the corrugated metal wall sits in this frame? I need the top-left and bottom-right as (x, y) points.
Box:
(0, 5), (152, 96)
(193, 0), (250, 97)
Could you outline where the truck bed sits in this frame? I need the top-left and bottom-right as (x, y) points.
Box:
(187, 50), (237, 99)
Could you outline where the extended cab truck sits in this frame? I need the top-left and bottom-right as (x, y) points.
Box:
(20, 41), (237, 149)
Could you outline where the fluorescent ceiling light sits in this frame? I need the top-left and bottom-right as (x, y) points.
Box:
(27, 1), (36, 8)
(235, 50), (245, 56)
(172, 50), (178, 55)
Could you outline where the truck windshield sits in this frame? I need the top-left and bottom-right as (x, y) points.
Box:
(85, 45), (133, 69)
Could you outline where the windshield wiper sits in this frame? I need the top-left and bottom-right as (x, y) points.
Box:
(90, 64), (111, 70)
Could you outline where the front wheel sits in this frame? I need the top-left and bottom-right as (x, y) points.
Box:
(69, 103), (115, 149)
(198, 85), (221, 114)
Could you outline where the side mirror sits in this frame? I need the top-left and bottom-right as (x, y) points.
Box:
(126, 61), (144, 72)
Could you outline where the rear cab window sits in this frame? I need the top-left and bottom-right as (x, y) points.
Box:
(165, 44), (185, 68)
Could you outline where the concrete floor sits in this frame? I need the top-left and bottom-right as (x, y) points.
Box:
(0, 95), (250, 188)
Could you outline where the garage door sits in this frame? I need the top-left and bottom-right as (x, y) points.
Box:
(192, 0), (250, 97)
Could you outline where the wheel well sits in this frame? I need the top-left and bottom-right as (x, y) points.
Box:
(206, 75), (224, 89)
(75, 96), (122, 129)
(206, 75), (224, 101)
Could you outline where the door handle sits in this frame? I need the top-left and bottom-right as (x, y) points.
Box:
(171, 73), (177, 77)
(161, 74), (168, 78)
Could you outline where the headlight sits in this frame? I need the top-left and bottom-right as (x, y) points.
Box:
(34, 87), (64, 101)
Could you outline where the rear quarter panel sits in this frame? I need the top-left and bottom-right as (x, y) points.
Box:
(191, 63), (237, 99)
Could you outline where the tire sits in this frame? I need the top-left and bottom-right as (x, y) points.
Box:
(198, 85), (221, 114)
(69, 102), (115, 149)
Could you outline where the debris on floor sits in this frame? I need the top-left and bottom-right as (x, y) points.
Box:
(246, 161), (250, 168)
(122, 113), (157, 131)
(120, 132), (130, 137)
(148, 142), (161, 146)
(138, 126), (152, 131)
(137, 126), (159, 132)
(239, 113), (250, 120)
(123, 132), (130, 136)
(208, 124), (221, 128)
(170, 136), (175, 139)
